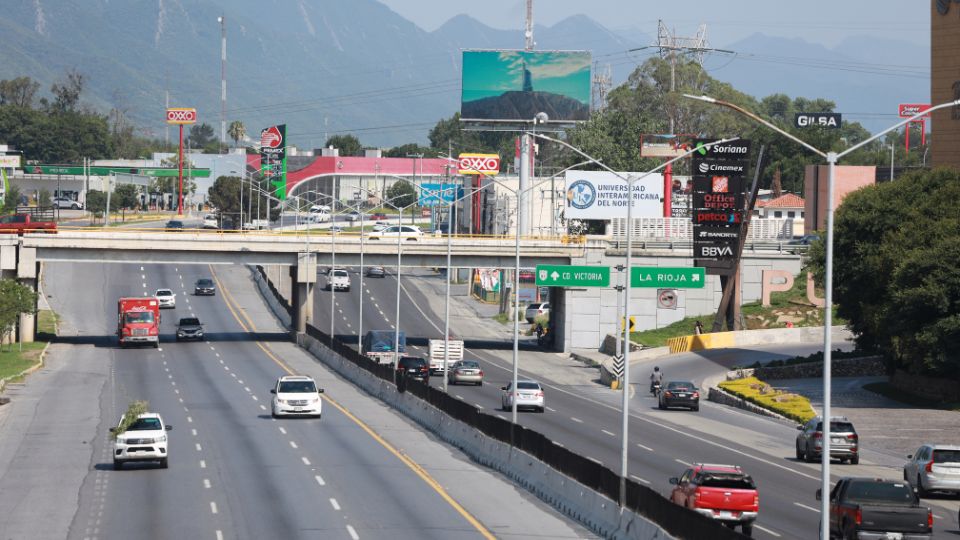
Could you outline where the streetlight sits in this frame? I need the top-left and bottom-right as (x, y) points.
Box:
(683, 93), (960, 536)
(529, 132), (736, 507)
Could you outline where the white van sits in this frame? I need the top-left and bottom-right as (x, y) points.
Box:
(308, 205), (331, 222)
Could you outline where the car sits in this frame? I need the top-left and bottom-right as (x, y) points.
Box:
(369, 212), (387, 220)
(904, 444), (960, 496)
(329, 225), (344, 233)
(164, 220), (185, 231)
(787, 234), (820, 246)
(365, 266), (386, 278)
(110, 412), (172, 469)
(155, 288), (176, 309)
(368, 225), (423, 241)
(194, 278), (216, 296)
(371, 221), (390, 232)
(669, 463), (758, 536)
(658, 381), (700, 411)
(201, 214), (218, 229)
(519, 269), (536, 282)
(326, 269), (351, 292)
(397, 356), (430, 382)
(820, 477), (933, 540)
(53, 197), (83, 210)
(501, 380), (545, 412)
(270, 375), (324, 418)
(796, 415), (859, 464)
(344, 211), (363, 222)
(447, 360), (483, 386)
(524, 302), (550, 323)
(175, 317), (204, 341)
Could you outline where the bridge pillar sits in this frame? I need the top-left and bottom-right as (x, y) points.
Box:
(16, 247), (38, 343)
(290, 253), (317, 338)
(1, 245), (17, 345)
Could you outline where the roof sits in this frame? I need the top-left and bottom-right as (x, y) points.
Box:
(280, 375), (315, 381)
(694, 463), (743, 474)
(758, 193), (805, 209)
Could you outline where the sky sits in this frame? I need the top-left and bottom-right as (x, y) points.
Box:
(376, 0), (929, 48)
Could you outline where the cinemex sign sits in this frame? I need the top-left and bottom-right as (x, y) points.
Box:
(457, 153), (500, 176)
(165, 108), (197, 125)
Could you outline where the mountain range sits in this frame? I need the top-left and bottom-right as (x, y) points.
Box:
(0, 0), (929, 149)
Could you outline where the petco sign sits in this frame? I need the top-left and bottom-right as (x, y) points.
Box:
(457, 153), (500, 175)
(898, 103), (931, 118)
(166, 108), (197, 125)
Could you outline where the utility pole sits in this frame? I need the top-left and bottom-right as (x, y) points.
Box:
(218, 15), (227, 153)
(524, 0), (534, 51)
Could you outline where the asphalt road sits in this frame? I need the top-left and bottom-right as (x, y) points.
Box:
(0, 262), (592, 540)
(311, 267), (960, 539)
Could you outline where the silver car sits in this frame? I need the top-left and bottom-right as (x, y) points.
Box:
(904, 444), (960, 496)
(795, 416), (859, 464)
(501, 380), (544, 412)
(524, 302), (550, 323)
(447, 360), (483, 386)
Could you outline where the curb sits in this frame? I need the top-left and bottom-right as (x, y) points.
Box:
(706, 386), (800, 426)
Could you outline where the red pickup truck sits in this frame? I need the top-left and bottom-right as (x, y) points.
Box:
(0, 207), (57, 234)
(670, 463), (759, 536)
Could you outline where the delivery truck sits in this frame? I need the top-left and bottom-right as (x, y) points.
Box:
(428, 338), (464, 375)
(362, 330), (405, 365)
(117, 297), (161, 348)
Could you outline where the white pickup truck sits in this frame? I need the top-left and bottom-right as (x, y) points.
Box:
(326, 269), (350, 292)
(428, 338), (464, 374)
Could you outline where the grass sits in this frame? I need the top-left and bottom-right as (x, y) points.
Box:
(863, 382), (960, 411)
(628, 272), (846, 347)
(0, 341), (47, 382)
(36, 309), (58, 339)
(719, 376), (817, 424)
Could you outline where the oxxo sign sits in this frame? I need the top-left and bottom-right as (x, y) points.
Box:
(457, 153), (500, 176)
(165, 108), (197, 125)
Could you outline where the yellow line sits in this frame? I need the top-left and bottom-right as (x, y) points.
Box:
(210, 266), (495, 540)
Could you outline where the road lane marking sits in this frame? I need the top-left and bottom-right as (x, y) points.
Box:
(187, 416), (193, 423)
(290, 441), (298, 449)
(210, 502), (218, 514)
(546, 406), (557, 412)
(195, 443), (202, 451)
(794, 502), (820, 513)
(675, 459), (692, 466)
(302, 457), (311, 465)
(601, 429), (616, 437)
(637, 443), (653, 451)
(474, 404), (484, 409)
(230, 373), (236, 378)
(279, 427), (287, 435)
(587, 456), (603, 464)
(315, 475), (325, 486)
(238, 380), (244, 385)
(216, 530), (223, 540)
(753, 524), (781, 537)
(191, 429), (197, 436)
(251, 395), (258, 401)
(346, 525), (359, 540)
(260, 404), (267, 410)
(630, 474), (651, 485)
(329, 498), (340, 510)
(203, 479), (211, 489)
(200, 460), (206, 468)
(571, 417), (583, 423)
(244, 386), (250, 392)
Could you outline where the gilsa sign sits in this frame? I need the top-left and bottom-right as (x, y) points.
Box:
(794, 113), (841, 129)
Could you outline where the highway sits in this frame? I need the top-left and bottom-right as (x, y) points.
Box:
(313, 266), (960, 539)
(0, 260), (592, 540)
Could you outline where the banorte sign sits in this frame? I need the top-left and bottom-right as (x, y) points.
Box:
(165, 108), (197, 125)
(457, 153), (500, 176)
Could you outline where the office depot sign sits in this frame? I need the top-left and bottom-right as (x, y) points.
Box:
(457, 153), (500, 175)
(166, 108), (197, 124)
(898, 103), (931, 118)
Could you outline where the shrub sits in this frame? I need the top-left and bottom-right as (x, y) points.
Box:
(111, 400), (149, 439)
(719, 377), (816, 423)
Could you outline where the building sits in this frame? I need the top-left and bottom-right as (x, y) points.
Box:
(803, 164), (875, 234)
(931, 2), (960, 169)
(755, 193), (805, 237)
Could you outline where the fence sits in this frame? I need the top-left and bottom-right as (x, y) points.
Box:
(610, 217), (794, 240)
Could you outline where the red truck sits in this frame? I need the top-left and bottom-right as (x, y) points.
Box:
(669, 463), (759, 537)
(0, 207), (57, 235)
(117, 297), (161, 348)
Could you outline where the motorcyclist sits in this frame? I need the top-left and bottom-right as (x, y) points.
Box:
(649, 366), (663, 393)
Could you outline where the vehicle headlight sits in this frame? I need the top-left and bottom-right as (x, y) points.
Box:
(158, 435), (167, 443)
(311, 397), (320, 403)
(277, 399), (286, 404)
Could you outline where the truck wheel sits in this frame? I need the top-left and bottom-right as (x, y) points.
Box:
(153, 342), (160, 349)
(159, 458), (168, 469)
(741, 522), (753, 537)
(842, 521), (857, 540)
(113, 460), (123, 470)
(849, 455), (859, 465)
(796, 444), (804, 461)
(916, 475), (928, 497)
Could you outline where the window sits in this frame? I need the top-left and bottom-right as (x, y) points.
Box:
(933, 449), (960, 463)
(278, 381), (317, 393)
(774, 211), (783, 218)
(787, 211), (796, 218)
(517, 382), (540, 390)
(128, 418), (162, 431)
(697, 474), (755, 490)
(125, 312), (155, 324)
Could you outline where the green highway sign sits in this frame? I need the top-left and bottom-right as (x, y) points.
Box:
(22, 165), (211, 177)
(536, 265), (610, 287)
(630, 267), (705, 288)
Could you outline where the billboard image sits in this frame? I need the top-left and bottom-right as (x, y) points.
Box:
(260, 124), (287, 200)
(563, 171), (663, 220)
(461, 50), (591, 122)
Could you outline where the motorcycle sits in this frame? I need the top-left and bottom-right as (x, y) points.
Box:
(650, 380), (662, 397)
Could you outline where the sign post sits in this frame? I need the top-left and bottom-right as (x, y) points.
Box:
(166, 108), (197, 216)
(535, 265), (610, 288)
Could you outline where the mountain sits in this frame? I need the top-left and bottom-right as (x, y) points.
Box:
(462, 91), (590, 122)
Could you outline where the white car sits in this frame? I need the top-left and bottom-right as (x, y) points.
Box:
(53, 197), (83, 210)
(501, 380), (545, 413)
(201, 214), (218, 229)
(271, 375), (324, 418)
(368, 224), (423, 241)
(111, 412), (172, 469)
(155, 288), (176, 309)
(371, 221), (390, 232)
(326, 269), (350, 292)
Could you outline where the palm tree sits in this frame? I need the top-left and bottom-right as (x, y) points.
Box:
(227, 120), (246, 148)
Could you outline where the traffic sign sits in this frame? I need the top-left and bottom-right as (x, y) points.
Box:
(657, 289), (678, 309)
(620, 316), (636, 331)
(611, 354), (625, 380)
(631, 267), (705, 288)
(536, 265), (610, 287)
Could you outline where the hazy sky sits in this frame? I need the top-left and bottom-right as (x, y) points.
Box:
(377, 0), (929, 48)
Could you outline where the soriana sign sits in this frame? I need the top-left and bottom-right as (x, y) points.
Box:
(166, 108), (197, 125)
(457, 153), (500, 175)
(898, 103), (931, 118)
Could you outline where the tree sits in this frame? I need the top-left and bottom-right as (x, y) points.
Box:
(3, 185), (21, 214)
(48, 69), (85, 113)
(808, 168), (960, 378)
(385, 180), (416, 208)
(113, 184), (140, 210)
(384, 143), (439, 159)
(86, 190), (107, 218)
(0, 77), (40, 108)
(0, 279), (37, 348)
(324, 134), (363, 157)
(38, 189), (52, 207)
(227, 120), (246, 148)
(187, 123), (216, 151)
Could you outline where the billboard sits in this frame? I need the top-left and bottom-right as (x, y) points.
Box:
(461, 50), (591, 122)
(166, 108), (197, 125)
(260, 124), (287, 200)
(419, 183), (462, 207)
(691, 138), (752, 274)
(0, 155), (21, 168)
(898, 103), (931, 118)
(457, 153), (500, 175)
(563, 171), (663, 220)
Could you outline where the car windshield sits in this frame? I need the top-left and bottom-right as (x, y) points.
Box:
(666, 381), (695, 390)
(517, 382), (540, 390)
(156, 290), (173, 296)
(933, 449), (960, 463)
(167, 221), (183, 227)
(179, 318), (200, 326)
(197, 279), (213, 287)
(401, 358), (426, 367)
(128, 417), (162, 431)
(844, 481), (915, 504)
(527, 304), (542, 310)
(698, 473), (755, 490)
(278, 381), (317, 393)
(332, 270), (348, 277)
(815, 422), (855, 432)
(125, 311), (155, 324)
(458, 361), (480, 369)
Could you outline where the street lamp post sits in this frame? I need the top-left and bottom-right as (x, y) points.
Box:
(683, 93), (960, 537)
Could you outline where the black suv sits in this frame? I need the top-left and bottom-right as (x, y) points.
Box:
(176, 317), (204, 341)
(194, 278), (216, 296)
(397, 357), (429, 382)
(165, 220), (184, 231)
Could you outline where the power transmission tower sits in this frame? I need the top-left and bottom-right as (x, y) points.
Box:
(592, 63), (613, 112)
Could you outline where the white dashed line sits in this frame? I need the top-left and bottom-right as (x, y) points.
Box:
(215, 353), (220, 357)
(474, 404), (484, 409)
(289, 441), (298, 449)
(315, 475), (326, 486)
(191, 429), (197, 436)
(178, 398), (184, 403)
(545, 406), (557, 412)
(571, 417), (584, 423)
(346, 525), (359, 540)
(195, 443), (202, 452)
(794, 502), (820, 513)
(329, 498), (340, 510)
(244, 387), (250, 393)
(187, 416), (193, 423)
(174, 389), (179, 394)
(231, 373), (237, 378)
(753, 524), (781, 537)
(601, 429), (616, 437)
(455, 395), (463, 399)
(630, 474), (651, 485)
(675, 458), (692, 467)
(216, 530), (223, 540)
(209, 502), (218, 514)
(933, 513), (943, 520)
(302, 457), (311, 466)
(637, 443), (654, 451)
(238, 380), (244, 385)
(279, 427), (287, 435)
(251, 395), (258, 401)
(497, 414), (507, 420)
(260, 404), (267, 411)
(209, 345), (215, 351)
(200, 460), (206, 469)
(203, 479), (211, 489)
(555, 441), (565, 448)
(224, 366), (230, 371)
(586, 456), (603, 465)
